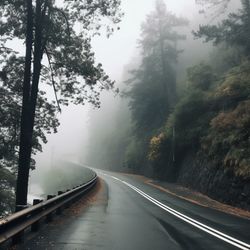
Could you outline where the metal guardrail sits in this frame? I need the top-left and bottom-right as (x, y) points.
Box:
(0, 174), (98, 245)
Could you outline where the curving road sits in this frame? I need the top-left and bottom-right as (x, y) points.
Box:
(19, 170), (250, 250)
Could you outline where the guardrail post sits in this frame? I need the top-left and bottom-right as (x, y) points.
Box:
(65, 190), (71, 208)
(31, 199), (43, 232)
(12, 205), (29, 244)
(56, 191), (64, 215)
(12, 231), (23, 245)
(46, 195), (55, 223)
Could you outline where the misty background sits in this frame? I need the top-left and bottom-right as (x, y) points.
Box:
(29, 0), (238, 192)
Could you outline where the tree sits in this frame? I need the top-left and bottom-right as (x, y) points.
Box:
(0, 167), (15, 217)
(187, 63), (215, 90)
(139, 0), (188, 108)
(123, 0), (188, 171)
(0, 54), (59, 214)
(194, 0), (250, 56)
(0, 0), (122, 211)
(196, 0), (231, 14)
(128, 0), (188, 128)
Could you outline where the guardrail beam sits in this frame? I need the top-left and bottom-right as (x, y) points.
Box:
(0, 173), (97, 247)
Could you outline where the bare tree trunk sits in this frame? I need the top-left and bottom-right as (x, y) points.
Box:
(15, 0), (33, 212)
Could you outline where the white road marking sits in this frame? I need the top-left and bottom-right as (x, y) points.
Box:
(102, 173), (250, 250)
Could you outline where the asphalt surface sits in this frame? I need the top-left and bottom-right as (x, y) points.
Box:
(17, 170), (250, 250)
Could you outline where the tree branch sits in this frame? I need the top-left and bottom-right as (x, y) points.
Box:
(52, 7), (71, 39)
(45, 47), (61, 112)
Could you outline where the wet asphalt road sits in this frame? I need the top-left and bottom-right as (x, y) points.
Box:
(18, 170), (250, 250)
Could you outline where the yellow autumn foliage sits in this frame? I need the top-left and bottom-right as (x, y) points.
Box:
(148, 133), (166, 161)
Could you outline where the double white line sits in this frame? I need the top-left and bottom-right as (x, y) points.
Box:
(106, 174), (250, 250)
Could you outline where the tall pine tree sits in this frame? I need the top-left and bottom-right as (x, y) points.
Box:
(124, 0), (188, 171)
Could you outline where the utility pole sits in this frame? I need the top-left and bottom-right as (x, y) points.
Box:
(172, 123), (175, 163)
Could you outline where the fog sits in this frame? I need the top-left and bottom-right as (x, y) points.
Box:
(29, 0), (238, 192)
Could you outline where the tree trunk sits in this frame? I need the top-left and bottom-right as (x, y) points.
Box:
(15, 0), (33, 212)
(30, 0), (43, 128)
(15, 0), (44, 211)
(27, 0), (43, 167)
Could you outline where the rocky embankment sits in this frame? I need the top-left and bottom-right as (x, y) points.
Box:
(177, 154), (250, 211)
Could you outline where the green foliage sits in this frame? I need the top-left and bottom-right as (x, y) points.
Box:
(201, 63), (250, 177)
(0, 55), (59, 214)
(196, 0), (231, 9)
(123, 1), (188, 171)
(148, 87), (215, 180)
(85, 0), (250, 187)
(0, 167), (15, 217)
(149, 60), (250, 179)
(127, 69), (168, 137)
(202, 100), (250, 177)
(171, 89), (214, 148)
(194, 0), (250, 56)
(209, 44), (243, 74)
(148, 132), (173, 179)
(0, 0), (123, 108)
(187, 63), (216, 90)
(139, 0), (188, 108)
(124, 137), (148, 172)
(0, 56), (59, 166)
(149, 0), (250, 180)
(213, 61), (250, 109)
